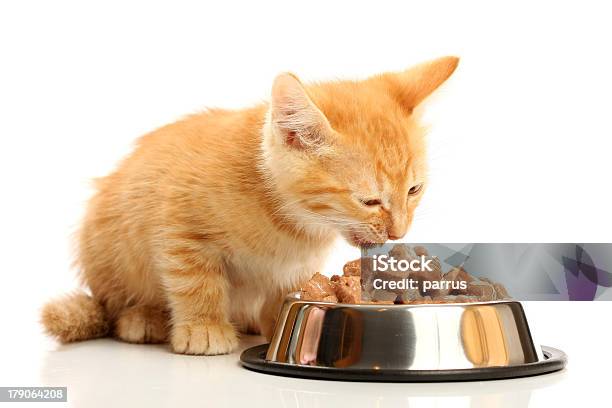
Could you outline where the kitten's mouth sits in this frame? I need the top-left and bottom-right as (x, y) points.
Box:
(346, 231), (382, 248)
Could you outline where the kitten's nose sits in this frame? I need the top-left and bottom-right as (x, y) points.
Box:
(387, 216), (409, 241)
(382, 207), (409, 241)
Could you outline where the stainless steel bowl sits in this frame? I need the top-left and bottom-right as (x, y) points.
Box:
(241, 293), (566, 381)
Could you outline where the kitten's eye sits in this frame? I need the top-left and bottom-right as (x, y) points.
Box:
(360, 198), (382, 207)
(408, 184), (423, 195)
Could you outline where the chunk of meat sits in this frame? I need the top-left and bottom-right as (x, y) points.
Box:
(398, 288), (425, 303)
(493, 283), (511, 300)
(443, 267), (475, 285)
(300, 272), (338, 302)
(465, 280), (496, 301)
(388, 243), (416, 260)
(411, 256), (444, 296)
(413, 246), (429, 257)
(331, 275), (361, 304)
(440, 267), (471, 295)
(478, 277), (511, 300)
(342, 259), (361, 276)
(371, 288), (399, 302)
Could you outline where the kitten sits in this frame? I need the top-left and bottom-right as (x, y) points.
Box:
(41, 56), (458, 355)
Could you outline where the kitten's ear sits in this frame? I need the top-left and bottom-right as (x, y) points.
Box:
(387, 56), (459, 113)
(269, 73), (333, 150)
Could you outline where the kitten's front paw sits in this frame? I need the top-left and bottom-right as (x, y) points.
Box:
(171, 322), (238, 355)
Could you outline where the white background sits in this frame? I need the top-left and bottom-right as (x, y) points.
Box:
(0, 1), (611, 407)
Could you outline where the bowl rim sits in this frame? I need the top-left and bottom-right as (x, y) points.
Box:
(287, 291), (518, 308)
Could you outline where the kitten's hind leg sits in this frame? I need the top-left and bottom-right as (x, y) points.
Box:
(163, 250), (238, 355)
(115, 305), (169, 344)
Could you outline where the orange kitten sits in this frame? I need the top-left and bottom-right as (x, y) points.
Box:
(41, 57), (458, 355)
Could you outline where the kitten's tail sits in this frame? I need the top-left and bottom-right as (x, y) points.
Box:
(41, 292), (109, 343)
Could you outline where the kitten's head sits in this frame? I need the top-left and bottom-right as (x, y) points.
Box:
(262, 56), (458, 246)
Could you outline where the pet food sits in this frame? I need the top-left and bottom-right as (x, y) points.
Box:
(299, 244), (511, 304)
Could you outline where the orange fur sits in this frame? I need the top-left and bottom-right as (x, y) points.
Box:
(41, 56), (458, 354)
(41, 292), (108, 342)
